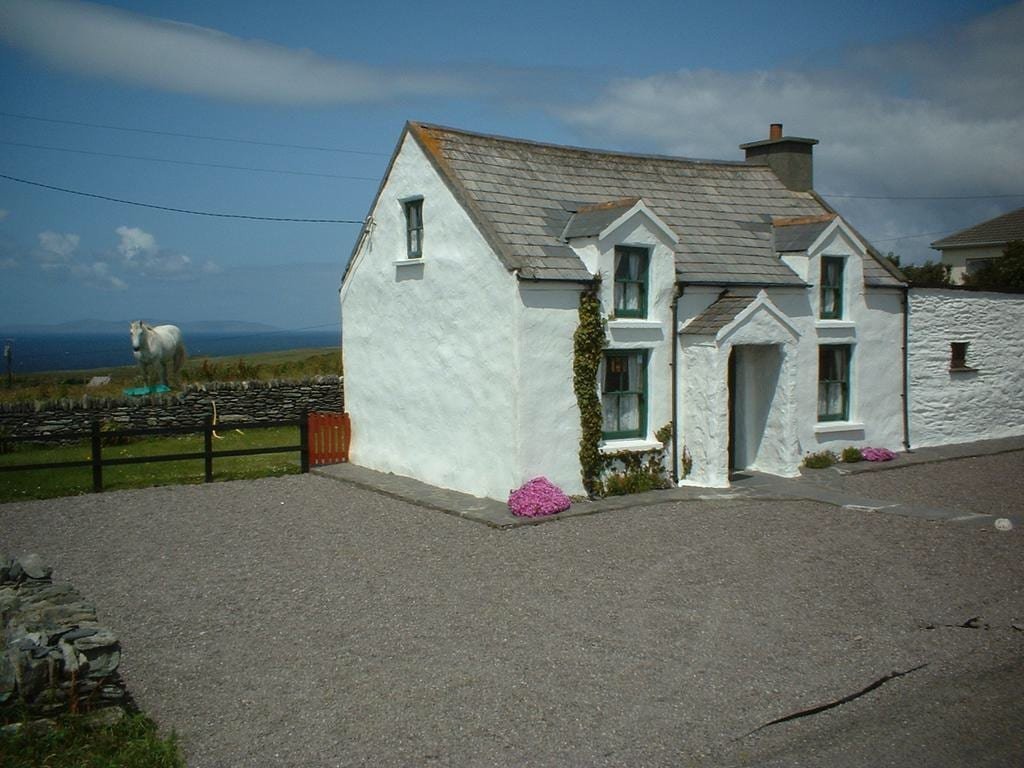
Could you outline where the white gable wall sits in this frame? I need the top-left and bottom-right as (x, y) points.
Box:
(340, 134), (520, 500)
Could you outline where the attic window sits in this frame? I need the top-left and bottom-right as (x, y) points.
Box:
(950, 342), (976, 372)
(614, 246), (648, 318)
(404, 198), (423, 258)
(820, 256), (844, 319)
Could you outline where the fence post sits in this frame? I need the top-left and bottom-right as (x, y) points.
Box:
(204, 416), (214, 483)
(300, 411), (310, 473)
(90, 420), (103, 493)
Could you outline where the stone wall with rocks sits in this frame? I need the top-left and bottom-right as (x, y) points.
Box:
(908, 289), (1024, 447)
(0, 376), (343, 438)
(1, 554), (126, 718)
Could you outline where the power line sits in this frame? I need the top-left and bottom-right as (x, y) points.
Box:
(0, 139), (380, 181)
(823, 191), (1024, 200)
(0, 110), (390, 157)
(0, 172), (364, 224)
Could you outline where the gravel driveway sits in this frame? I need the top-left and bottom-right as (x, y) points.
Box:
(2, 453), (1022, 767)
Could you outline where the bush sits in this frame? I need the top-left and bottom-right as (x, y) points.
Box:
(840, 446), (863, 463)
(803, 450), (837, 469)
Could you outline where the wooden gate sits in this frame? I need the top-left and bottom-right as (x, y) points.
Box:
(307, 411), (351, 466)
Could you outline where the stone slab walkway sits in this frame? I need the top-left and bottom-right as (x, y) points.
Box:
(314, 435), (1024, 529)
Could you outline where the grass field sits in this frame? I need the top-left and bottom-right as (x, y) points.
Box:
(0, 425), (302, 503)
(0, 346), (341, 404)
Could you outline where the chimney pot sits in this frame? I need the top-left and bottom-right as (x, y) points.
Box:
(770, 123), (783, 140)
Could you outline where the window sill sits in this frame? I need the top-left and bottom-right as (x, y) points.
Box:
(600, 438), (663, 454)
(394, 258), (424, 267)
(814, 421), (865, 434)
(608, 319), (662, 330)
(816, 320), (856, 329)
(949, 366), (978, 373)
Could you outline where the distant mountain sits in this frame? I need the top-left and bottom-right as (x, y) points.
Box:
(0, 319), (283, 335)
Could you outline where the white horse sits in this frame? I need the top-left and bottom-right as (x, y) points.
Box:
(129, 320), (186, 389)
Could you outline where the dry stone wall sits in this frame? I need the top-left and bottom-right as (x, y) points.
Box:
(907, 289), (1024, 447)
(0, 376), (343, 438)
(1, 554), (126, 718)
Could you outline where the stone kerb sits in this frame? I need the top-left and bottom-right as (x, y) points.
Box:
(1, 553), (127, 720)
(0, 375), (344, 438)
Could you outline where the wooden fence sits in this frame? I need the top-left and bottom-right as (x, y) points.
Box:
(0, 411), (349, 493)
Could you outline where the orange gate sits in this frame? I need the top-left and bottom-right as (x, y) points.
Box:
(307, 411), (351, 466)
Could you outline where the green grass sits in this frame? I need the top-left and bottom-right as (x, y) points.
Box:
(0, 346), (340, 404)
(0, 426), (302, 503)
(0, 712), (184, 768)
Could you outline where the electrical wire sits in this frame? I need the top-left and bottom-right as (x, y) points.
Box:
(0, 110), (390, 156)
(0, 139), (380, 181)
(0, 172), (364, 223)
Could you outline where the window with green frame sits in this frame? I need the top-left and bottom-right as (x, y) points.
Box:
(818, 345), (851, 421)
(602, 349), (647, 439)
(614, 246), (648, 318)
(820, 256), (844, 319)
(404, 198), (423, 258)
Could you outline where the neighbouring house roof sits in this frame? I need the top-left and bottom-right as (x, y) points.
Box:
(680, 291), (759, 336)
(372, 122), (902, 287)
(931, 206), (1024, 250)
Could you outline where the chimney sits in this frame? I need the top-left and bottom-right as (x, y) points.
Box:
(740, 124), (819, 192)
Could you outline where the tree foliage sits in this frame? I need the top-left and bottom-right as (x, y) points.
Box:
(961, 240), (1024, 292)
(885, 252), (952, 288)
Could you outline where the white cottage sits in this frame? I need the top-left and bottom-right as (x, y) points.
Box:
(340, 122), (907, 499)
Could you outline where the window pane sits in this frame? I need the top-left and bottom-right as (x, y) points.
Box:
(602, 394), (618, 432)
(618, 393), (639, 431)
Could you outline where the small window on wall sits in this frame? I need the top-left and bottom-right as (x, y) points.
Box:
(950, 342), (976, 372)
(818, 345), (851, 421)
(820, 256), (844, 319)
(404, 198), (423, 258)
(614, 246), (648, 318)
(602, 350), (647, 439)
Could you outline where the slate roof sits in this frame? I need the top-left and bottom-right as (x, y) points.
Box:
(398, 122), (902, 287)
(931, 206), (1024, 249)
(773, 215), (835, 252)
(680, 292), (758, 336)
(562, 198), (641, 240)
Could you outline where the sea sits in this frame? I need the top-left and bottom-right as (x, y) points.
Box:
(2, 331), (340, 374)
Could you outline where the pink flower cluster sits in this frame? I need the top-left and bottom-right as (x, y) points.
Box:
(861, 447), (898, 462)
(508, 477), (571, 518)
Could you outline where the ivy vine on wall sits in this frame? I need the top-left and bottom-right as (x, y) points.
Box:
(573, 281), (607, 497)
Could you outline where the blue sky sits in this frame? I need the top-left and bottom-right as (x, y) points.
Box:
(1, 0), (1022, 329)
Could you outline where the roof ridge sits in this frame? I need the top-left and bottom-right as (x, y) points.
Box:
(410, 120), (756, 169)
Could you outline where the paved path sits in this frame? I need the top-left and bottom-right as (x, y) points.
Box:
(1, 439), (1021, 767)
(314, 435), (1024, 529)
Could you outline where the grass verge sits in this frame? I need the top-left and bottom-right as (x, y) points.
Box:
(1, 712), (184, 768)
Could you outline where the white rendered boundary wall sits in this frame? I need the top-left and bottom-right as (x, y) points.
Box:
(907, 289), (1024, 447)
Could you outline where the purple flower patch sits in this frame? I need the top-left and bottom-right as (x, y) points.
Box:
(508, 477), (571, 518)
(861, 447), (898, 462)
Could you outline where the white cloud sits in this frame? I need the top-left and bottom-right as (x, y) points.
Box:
(113, 225), (198, 277)
(0, 0), (473, 104)
(72, 260), (127, 291)
(35, 231), (80, 266)
(556, 2), (1024, 262)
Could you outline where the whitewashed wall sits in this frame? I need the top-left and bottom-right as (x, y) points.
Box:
(341, 134), (521, 500)
(908, 289), (1024, 447)
(676, 222), (905, 486)
(516, 285), (586, 495)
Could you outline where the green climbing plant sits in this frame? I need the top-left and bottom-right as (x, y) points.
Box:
(574, 281), (607, 497)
